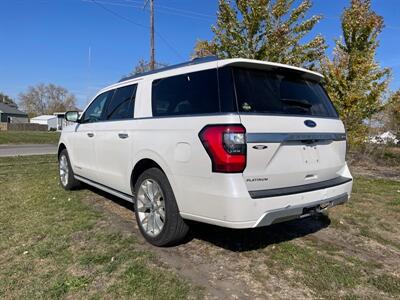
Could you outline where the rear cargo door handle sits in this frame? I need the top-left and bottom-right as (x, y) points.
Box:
(118, 133), (129, 139)
(87, 132), (94, 138)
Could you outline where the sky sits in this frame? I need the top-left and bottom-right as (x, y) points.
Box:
(0, 0), (399, 109)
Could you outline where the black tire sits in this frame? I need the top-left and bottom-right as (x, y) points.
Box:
(58, 149), (81, 190)
(133, 168), (189, 246)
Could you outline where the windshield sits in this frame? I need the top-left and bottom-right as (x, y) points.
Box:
(232, 67), (338, 118)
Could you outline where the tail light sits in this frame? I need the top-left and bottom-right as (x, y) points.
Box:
(199, 124), (246, 173)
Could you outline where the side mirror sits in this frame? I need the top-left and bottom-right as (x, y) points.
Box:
(65, 111), (80, 122)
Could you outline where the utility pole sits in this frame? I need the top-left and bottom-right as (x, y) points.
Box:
(144, 0), (155, 70)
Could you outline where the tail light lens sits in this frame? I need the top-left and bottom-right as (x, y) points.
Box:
(199, 124), (246, 173)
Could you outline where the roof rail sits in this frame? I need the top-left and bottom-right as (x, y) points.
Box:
(118, 56), (219, 83)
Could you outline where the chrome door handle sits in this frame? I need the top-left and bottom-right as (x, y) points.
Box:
(87, 133), (94, 138)
(118, 133), (129, 139)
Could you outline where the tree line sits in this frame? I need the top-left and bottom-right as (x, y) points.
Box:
(192, 0), (399, 145)
(2, 0), (398, 145)
(1, 84), (77, 119)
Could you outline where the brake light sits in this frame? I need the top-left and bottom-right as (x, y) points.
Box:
(199, 124), (246, 173)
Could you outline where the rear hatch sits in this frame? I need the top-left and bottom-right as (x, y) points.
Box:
(225, 64), (347, 192)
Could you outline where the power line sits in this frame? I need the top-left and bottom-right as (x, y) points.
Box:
(86, 0), (184, 59)
(82, 0), (144, 10)
(83, 0), (214, 21)
(88, 0), (147, 29)
(107, 0), (214, 18)
(124, 0), (214, 19)
(152, 8), (213, 21)
(154, 3), (214, 19)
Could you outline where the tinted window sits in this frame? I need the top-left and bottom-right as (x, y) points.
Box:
(218, 67), (236, 113)
(152, 69), (220, 116)
(81, 91), (113, 123)
(105, 84), (137, 120)
(233, 68), (338, 118)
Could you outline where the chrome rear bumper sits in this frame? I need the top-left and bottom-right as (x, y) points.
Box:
(254, 192), (348, 227)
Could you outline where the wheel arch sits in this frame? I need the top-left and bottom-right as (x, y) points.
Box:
(130, 152), (182, 210)
(130, 158), (163, 192)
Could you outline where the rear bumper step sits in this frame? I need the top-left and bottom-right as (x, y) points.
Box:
(254, 192), (349, 227)
(249, 176), (352, 199)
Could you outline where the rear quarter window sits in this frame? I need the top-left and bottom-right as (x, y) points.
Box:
(151, 69), (221, 117)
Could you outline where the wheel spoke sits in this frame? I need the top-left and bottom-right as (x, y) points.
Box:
(145, 214), (151, 232)
(153, 188), (162, 200)
(142, 214), (148, 223)
(154, 213), (163, 231)
(137, 195), (148, 207)
(153, 212), (158, 233)
(143, 180), (153, 201)
(136, 206), (147, 213)
(148, 180), (156, 199)
(150, 213), (156, 233)
(158, 207), (165, 219)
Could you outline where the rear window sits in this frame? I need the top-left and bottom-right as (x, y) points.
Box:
(232, 67), (338, 118)
(152, 69), (224, 117)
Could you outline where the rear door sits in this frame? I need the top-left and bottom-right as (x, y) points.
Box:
(230, 67), (347, 192)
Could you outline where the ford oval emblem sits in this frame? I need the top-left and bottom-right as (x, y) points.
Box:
(304, 120), (316, 128)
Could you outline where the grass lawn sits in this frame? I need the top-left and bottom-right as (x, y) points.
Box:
(0, 131), (60, 145)
(1, 154), (399, 299)
(0, 155), (199, 299)
(259, 175), (400, 299)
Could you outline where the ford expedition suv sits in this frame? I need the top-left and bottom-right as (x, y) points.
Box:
(58, 57), (353, 246)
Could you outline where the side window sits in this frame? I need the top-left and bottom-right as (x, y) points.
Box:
(152, 69), (220, 117)
(105, 84), (137, 121)
(81, 91), (113, 123)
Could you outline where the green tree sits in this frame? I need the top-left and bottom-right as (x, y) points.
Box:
(191, 39), (217, 59)
(321, 0), (391, 146)
(385, 90), (400, 137)
(194, 0), (326, 68)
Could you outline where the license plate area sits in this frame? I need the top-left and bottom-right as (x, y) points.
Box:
(300, 143), (320, 165)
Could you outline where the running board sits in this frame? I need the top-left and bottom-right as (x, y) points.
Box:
(74, 175), (134, 203)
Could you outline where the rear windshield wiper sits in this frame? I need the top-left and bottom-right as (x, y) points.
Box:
(281, 98), (312, 108)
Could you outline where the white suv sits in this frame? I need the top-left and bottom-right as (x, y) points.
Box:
(58, 57), (353, 246)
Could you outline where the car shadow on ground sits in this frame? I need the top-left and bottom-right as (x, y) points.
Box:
(85, 185), (134, 210)
(186, 216), (330, 252)
(84, 185), (331, 252)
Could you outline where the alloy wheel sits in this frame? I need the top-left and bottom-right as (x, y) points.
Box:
(59, 155), (69, 187)
(136, 179), (166, 237)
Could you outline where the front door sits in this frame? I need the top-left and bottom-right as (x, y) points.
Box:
(70, 90), (113, 181)
(94, 84), (138, 194)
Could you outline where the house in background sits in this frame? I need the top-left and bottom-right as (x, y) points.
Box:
(30, 115), (58, 130)
(0, 102), (29, 123)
